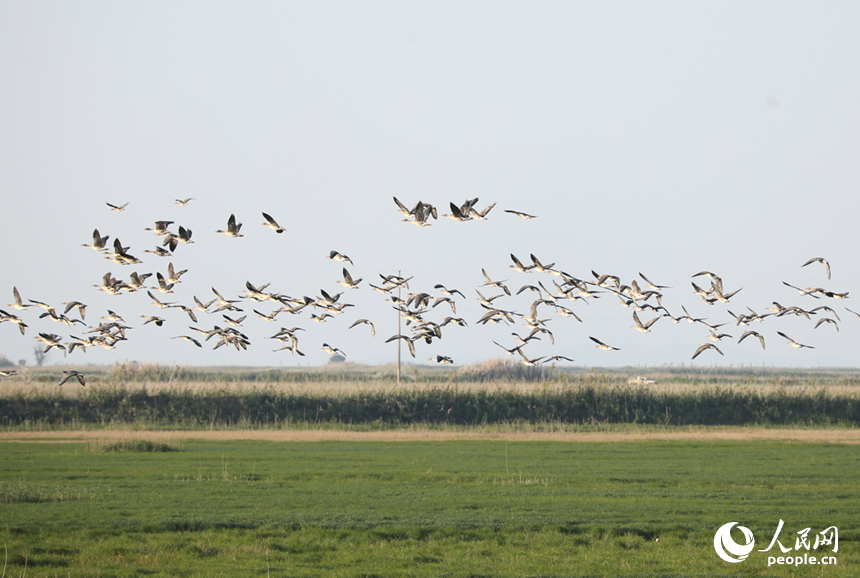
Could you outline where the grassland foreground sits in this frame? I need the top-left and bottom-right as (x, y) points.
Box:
(2, 425), (859, 443)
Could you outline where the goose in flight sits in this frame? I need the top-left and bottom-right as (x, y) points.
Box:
(106, 202), (129, 212)
(511, 329), (542, 346)
(141, 315), (166, 326)
(93, 272), (126, 295)
(469, 202), (496, 220)
(349, 318), (375, 336)
(782, 281), (820, 298)
(509, 254), (533, 273)
(432, 296), (457, 313)
(261, 212), (286, 233)
(631, 311), (660, 333)
(434, 284), (465, 298)
(590, 336), (619, 351)
(400, 201), (437, 226)
(59, 370), (86, 386)
(554, 304), (582, 321)
(442, 202), (472, 222)
(429, 355), (454, 364)
(692, 270), (721, 284)
(516, 348), (544, 367)
(8, 287), (31, 311)
(82, 229), (110, 251)
(147, 290), (176, 309)
(101, 310), (125, 323)
(222, 314), (246, 327)
(175, 198), (195, 206)
(706, 328), (733, 342)
(802, 257), (831, 280)
(475, 289), (505, 308)
(0, 370), (17, 377)
(36, 332), (66, 355)
(393, 196), (413, 217)
(639, 272), (670, 290)
(243, 281), (273, 302)
(273, 338), (305, 356)
(172, 335), (203, 347)
(0, 309), (27, 335)
(322, 343), (346, 357)
(814, 317), (839, 331)
(385, 334), (416, 357)
(336, 268), (362, 289)
(810, 305), (840, 321)
(177, 226), (194, 244)
(845, 307), (860, 319)
(62, 301), (87, 321)
(215, 214), (243, 237)
(173, 305), (198, 324)
(143, 246), (172, 257)
(480, 269), (511, 296)
(529, 254), (555, 274)
(253, 308), (283, 322)
(153, 273), (175, 294)
(691, 343), (723, 360)
(504, 209), (537, 219)
(543, 355), (574, 363)
(777, 331), (815, 349)
(738, 330), (766, 350)
(493, 341), (525, 356)
(326, 250), (354, 266)
(160, 262), (186, 285)
(439, 316), (467, 327)
(106, 238), (142, 265)
(144, 221), (174, 236)
(516, 284), (542, 296)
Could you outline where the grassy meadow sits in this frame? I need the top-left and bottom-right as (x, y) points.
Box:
(1, 437), (858, 577)
(0, 363), (858, 576)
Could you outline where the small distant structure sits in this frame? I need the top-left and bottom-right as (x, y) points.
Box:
(329, 354), (346, 363)
(627, 375), (656, 385)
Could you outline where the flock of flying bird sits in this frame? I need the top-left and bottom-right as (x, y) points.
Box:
(0, 196), (855, 386)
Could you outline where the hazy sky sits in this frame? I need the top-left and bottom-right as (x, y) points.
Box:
(2, 2), (859, 369)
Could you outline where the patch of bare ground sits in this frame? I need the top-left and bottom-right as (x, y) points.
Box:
(1, 427), (858, 443)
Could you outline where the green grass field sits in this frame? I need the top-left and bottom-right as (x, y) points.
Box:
(1, 436), (856, 577)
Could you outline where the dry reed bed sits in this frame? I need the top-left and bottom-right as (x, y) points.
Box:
(3, 425), (860, 444)
(2, 375), (860, 429)
(5, 378), (860, 398)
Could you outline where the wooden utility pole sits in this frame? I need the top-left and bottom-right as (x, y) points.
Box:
(396, 270), (401, 385)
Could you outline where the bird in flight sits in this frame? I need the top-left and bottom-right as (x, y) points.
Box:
(777, 332), (814, 349)
(261, 212), (286, 233)
(82, 229), (110, 251)
(691, 342), (723, 360)
(175, 198), (195, 206)
(59, 370), (86, 386)
(322, 343), (346, 357)
(106, 202), (129, 212)
(326, 250), (354, 266)
(738, 330), (766, 350)
(802, 257), (831, 280)
(590, 336), (619, 351)
(504, 209), (537, 219)
(349, 319), (375, 337)
(215, 214), (244, 237)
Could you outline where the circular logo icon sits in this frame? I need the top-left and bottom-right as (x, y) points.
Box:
(714, 522), (755, 563)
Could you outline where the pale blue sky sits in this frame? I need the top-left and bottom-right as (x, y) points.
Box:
(1, 2), (858, 368)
